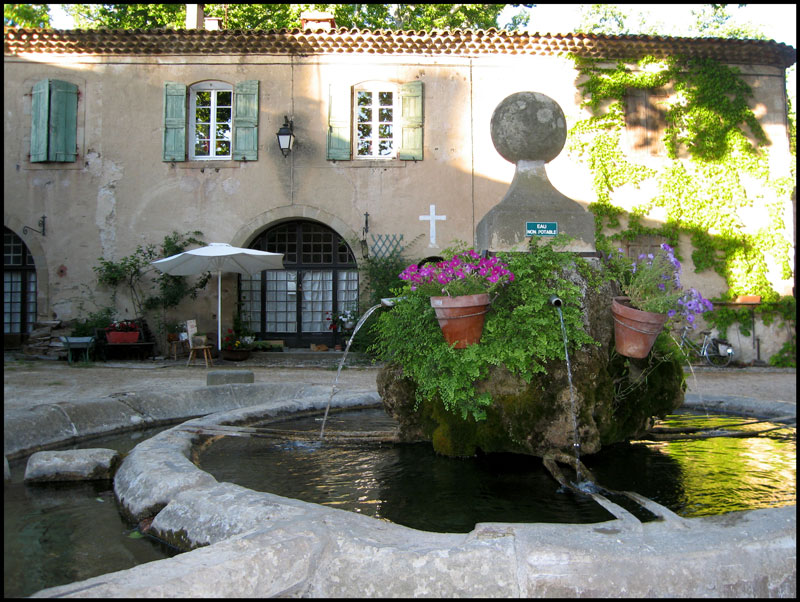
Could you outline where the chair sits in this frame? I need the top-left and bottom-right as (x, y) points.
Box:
(185, 319), (213, 368)
(169, 332), (190, 360)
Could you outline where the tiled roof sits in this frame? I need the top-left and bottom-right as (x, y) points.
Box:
(4, 27), (796, 69)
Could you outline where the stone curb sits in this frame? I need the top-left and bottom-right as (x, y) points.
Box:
(3, 382), (356, 459)
(683, 394), (796, 421)
(32, 395), (798, 598)
(36, 507), (797, 597)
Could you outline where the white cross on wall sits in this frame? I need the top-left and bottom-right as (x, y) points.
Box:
(419, 204), (446, 247)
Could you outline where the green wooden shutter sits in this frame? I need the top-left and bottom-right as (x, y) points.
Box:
(31, 79), (78, 163)
(398, 81), (423, 161)
(327, 84), (352, 160)
(232, 80), (259, 161)
(30, 79), (50, 163)
(163, 82), (186, 162)
(48, 79), (78, 162)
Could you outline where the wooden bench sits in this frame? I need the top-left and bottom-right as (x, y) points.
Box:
(94, 318), (156, 361)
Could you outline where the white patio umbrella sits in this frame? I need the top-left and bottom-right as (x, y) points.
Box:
(151, 243), (284, 350)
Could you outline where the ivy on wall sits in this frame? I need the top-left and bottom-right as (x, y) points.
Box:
(568, 54), (794, 303)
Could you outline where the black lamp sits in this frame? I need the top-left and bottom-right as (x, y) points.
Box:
(276, 116), (294, 157)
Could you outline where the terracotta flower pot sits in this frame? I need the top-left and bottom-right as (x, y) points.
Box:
(430, 293), (490, 349)
(106, 331), (140, 344)
(611, 296), (668, 359)
(221, 349), (250, 361)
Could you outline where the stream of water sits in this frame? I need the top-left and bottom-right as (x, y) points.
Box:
(554, 303), (583, 482)
(319, 303), (384, 441)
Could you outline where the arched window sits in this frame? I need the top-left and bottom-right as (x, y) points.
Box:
(240, 221), (358, 348)
(4, 228), (37, 344)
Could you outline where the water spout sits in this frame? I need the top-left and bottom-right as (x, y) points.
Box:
(380, 297), (406, 308)
(548, 295), (563, 308)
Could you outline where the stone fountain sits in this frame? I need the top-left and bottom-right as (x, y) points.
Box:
(380, 91), (686, 464)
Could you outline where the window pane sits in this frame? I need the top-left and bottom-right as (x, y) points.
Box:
(379, 140), (393, 155)
(195, 107), (211, 123)
(216, 108), (231, 124)
(357, 140), (372, 156)
(379, 108), (393, 122)
(195, 140), (210, 156)
(196, 91), (211, 106)
(357, 91), (372, 106)
(358, 107), (372, 123)
(215, 140), (230, 155)
(216, 91), (232, 106)
(216, 123), (231, 140)
(379, 92), (393, 105)
(358, 123), (372, 138)
(195, 124), (210, 139)
(379, 124), (393, 138)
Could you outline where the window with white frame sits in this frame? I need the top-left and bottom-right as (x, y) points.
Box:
(354, 84), (399, 158)
(189, 81), (232, 160)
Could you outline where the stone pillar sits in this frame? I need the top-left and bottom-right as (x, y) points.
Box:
(476, 92), (595, 253)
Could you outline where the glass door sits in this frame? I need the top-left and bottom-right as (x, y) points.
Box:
(241, 221), (358, 348)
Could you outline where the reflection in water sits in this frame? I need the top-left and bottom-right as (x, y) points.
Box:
(3, 426), (180, 599)
(198, 409), (796, 531)
(572, 411), (796, 518)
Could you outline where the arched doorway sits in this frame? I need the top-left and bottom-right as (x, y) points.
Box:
(240, 220), (358, 348)
(4, 227), (38, 348)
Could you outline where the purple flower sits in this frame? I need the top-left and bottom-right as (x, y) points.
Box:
(397, 249), (514, 295)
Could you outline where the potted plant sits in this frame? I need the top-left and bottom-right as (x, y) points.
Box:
(105, 320), (140, 344)
(164, 321), (184, 343)
(220, 329), (253, 361)
(398, 249), (514, 348)
(326, 309), (359, 332)
(220, 311), (255, 360)
(605, 243), (713, 358)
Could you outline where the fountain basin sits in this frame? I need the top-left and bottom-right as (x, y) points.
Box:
(35, 398), (796, 598)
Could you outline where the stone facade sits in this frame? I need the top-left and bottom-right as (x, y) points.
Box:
(3, 26), (796, 359)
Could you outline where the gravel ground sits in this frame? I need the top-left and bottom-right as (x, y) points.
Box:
(4, 355), (794, 412)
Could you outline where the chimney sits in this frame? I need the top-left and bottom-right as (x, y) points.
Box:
(204, 17), (221, 30)
(185, 4), (204, 30)
(300, 11), (336, 32)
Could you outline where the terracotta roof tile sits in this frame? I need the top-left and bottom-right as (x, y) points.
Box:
(3, 27), (796, 69)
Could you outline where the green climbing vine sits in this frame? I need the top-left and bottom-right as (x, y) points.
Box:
(569, 54), (794, 302)
(568, 54), (795, 365)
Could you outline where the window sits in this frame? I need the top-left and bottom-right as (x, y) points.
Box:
(623, 234), (668, 260)
(355, 86), (398, 158)
(30, 78), (78, 163)
(625, 88), (669, 156)
(327, 81), (423, 161)
(241, 221), (358, 348)
(189, 82), (232, 160)
(4, 228), (37, 337)
(163, 80), (259, 162)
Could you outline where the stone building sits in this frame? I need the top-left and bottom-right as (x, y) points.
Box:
(3, 12), (796, 359)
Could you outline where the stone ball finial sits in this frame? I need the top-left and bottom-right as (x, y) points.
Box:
(490, 92), (567, 164)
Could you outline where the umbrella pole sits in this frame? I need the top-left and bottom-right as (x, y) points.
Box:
(218, 271), (222, 351)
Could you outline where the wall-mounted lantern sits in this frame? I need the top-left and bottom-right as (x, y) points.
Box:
(276, 116), (294, 157)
